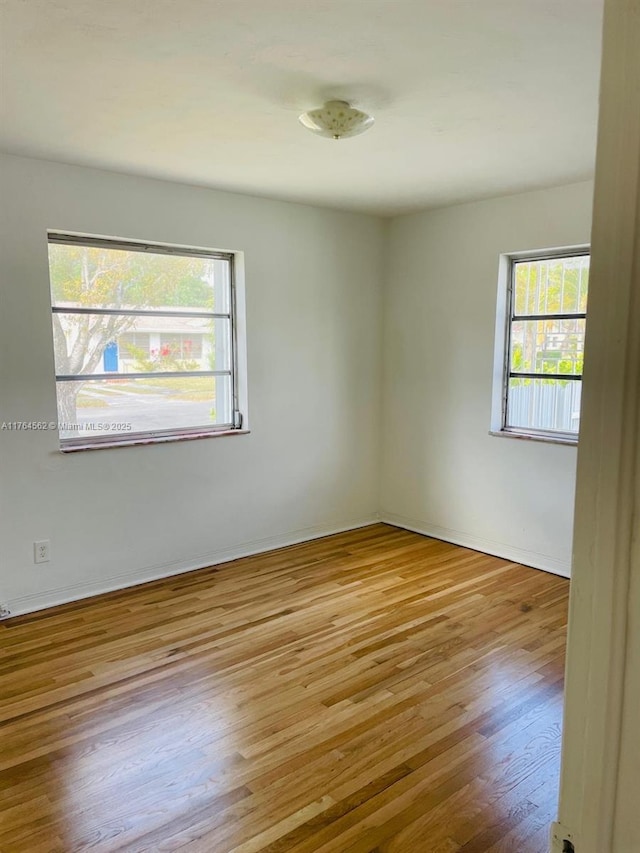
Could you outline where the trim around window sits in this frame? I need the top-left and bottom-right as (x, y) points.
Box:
(489, 428), (579, 446)
(47, 232), (247, 450)
(490, 246), (590, 444)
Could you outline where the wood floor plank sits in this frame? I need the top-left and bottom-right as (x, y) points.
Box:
(0, 524), (568, 852)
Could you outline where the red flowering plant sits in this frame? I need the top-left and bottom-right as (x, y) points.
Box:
(124, 340), (199, 373)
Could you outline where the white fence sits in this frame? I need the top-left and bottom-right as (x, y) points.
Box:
(507, 381), (582, 433)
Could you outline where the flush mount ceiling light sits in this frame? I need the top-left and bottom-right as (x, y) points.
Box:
(298, 100), (374, 140)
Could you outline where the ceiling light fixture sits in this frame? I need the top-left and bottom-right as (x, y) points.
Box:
(298, 100), (374, 140)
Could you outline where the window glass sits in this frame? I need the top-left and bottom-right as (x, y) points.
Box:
(48, 236), (238, 448)
(503, 252), (589, 439)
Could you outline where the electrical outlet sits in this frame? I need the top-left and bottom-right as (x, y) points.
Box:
(34, 540), (50, 564)
(0, 604), (11, 619)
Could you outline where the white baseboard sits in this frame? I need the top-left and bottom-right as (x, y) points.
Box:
(4, 515), (380, 618)
(380, 512), (572, 578)
(3, 511), (570, 619)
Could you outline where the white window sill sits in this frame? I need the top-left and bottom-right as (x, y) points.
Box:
(60, 429), (251, 453)
(489, 429), (578, 447)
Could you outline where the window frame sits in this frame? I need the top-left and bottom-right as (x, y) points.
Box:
(491, 246), (590, 445)
(48, 232), (245, 451)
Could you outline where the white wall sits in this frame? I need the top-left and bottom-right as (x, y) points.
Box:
(380, 181), (594, 576)
(0, 154), (595, 616)
(0, 154), (384, 615)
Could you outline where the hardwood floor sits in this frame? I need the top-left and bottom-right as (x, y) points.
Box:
(0, 524), (569, 853)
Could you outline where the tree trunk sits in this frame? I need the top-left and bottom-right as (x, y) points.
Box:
(57, 383), (82, 428)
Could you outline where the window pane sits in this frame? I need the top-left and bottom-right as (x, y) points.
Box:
(506, 377), (582, 434)
(48, 243), (231, 314)
(56, 375), (233, 440)
(513, 255), (589, 316)
(52, 314), (231, 374)
(510, 318), (585, 376)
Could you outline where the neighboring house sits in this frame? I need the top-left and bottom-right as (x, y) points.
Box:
(111, 315), (213, 373)
(53, 307), (216, 375)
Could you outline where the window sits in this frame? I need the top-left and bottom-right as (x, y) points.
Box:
(492, 249), (590, 442)
(118, 333), (151, 359)
(48, 234), (244, 449)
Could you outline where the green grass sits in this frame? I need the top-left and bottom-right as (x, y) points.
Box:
(168, 391), (213, 402)
(143, 377), (212, 392)
(76, 376), (215, 406)
(77, 396), (108, 408)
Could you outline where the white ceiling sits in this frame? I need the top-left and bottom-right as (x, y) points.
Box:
(0, 0), (603, 215)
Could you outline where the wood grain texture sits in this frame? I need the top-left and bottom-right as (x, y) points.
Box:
(0, 524), (568, 852)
